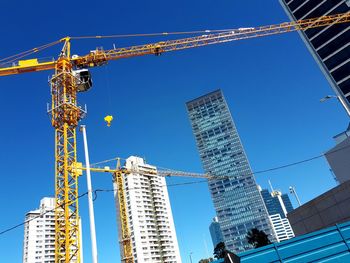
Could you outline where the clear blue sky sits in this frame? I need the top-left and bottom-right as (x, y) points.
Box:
(0, 1), (348, 262)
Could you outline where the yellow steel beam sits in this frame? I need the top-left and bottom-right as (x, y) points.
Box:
(74, 160), (134, 262)
(113, 159), (134, 263)
(1, 12), (349, 77)
(0, 60), (56, 76)
(73, 12), (350, 68)
(81, 165), (224, 180)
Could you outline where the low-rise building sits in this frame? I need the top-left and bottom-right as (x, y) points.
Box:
(287, 180), (350, 236)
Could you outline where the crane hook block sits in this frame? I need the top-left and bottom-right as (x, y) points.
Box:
(104, 115), (113, 127)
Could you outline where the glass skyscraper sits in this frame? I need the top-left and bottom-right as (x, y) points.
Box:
(260, 189), (294, 219)
(209, 217), (224, 247)
(186, 90), (275, 252)
(280, 0), (350, 114)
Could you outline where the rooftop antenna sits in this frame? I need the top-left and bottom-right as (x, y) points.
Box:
(268, 179), (274, 192)
(203, 234), (210, 259)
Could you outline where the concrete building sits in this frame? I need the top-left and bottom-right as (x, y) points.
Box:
(260, 187), (295, 242)
(117, 156), (181, 263)
(287, 180), (350, 236)
(22, 198), (57, 263)
(325, 124), (350, 184)
(280, 0), (350, 114)
(186, 90), (275, 253)
(209, 217), (224, 247)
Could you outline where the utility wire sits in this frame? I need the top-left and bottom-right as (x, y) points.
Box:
(0, 191), (89, 236)
(253, 142), (350, 175)
(0, 180), (208, 237)
(2, 142), (349, 236)
(88, 142), (350, 178)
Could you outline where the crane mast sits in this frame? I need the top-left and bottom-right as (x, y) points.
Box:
(49, 38), (84, 262)
(83, 162), (220, 263)
(113, 160), (134, 263)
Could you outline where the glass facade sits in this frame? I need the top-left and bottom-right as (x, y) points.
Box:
(209, 217), (224, 247)
(186, 90), (274, 252)
(260, 189), (294, 218)
(261, 189), (285, 217)
(280, 0), (350, 112)
(282, 194), (294, 214)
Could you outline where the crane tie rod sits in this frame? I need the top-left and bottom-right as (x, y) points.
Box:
(69, 29), (245, 40)
(0, 40), (62, 65)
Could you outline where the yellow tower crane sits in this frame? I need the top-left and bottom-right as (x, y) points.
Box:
(79, 158), (226, 263)
(0, 12), (349, 263)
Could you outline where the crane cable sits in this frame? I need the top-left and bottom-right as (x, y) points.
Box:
(0, 28), (249, 66)
(0, 40), (62, 65)
(1, 11), (350, 66)
(0, 29), (230, 65)
(69, 29), (239, 40)
(0, 180), (208, 237)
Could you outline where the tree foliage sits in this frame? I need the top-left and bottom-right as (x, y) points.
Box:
(246, 228), (271, 248)
(214, 242), (226, 259)
(198, 258), (214, 263)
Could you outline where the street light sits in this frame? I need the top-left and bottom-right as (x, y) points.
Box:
(320, 95), (350, 117)
(189, 252), (193, 263)
(289, 186), (302, 207)
(80, 125), (98, 263)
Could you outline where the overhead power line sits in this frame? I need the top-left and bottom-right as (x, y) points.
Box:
(1, 142), (349, 237)
(0, 180), (209, 237)
(89, 142), (350, 178)
(0, 191), (89, 236)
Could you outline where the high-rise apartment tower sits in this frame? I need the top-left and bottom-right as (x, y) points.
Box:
(23, 198), (56, 263)
(186, 90), (275, 252)
(23, 198), (83, 263)
(280, 0), (350, 114)
(116, 156), (182, 263)
(260, 187), (295, 242)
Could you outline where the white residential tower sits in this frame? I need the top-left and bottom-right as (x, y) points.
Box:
(115, 156), (182, 263)
(23, 198), (56, 263)
(22, 197), (83, 263)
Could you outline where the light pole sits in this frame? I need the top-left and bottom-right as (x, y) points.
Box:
(80, 125), (98, 263)
(189, 252), (193, 263)
(320, 95), (350, 117)
(289, 186), (302, 207)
